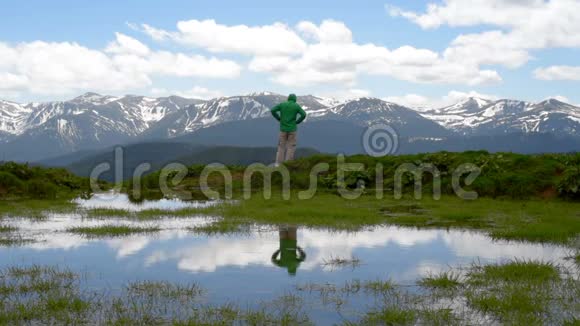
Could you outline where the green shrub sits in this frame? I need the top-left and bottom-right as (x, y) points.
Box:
(0, 171), (25, 196)
(26, 180), (58, 199)
(558, 167), (580, 199)
(0, 162), (34, 180)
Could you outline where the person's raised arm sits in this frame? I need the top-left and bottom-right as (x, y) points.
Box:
(296, 105), (307, 124)
(271, 104), (281, 121)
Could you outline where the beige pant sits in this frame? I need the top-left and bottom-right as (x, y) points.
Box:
(276, 131), (297, 164)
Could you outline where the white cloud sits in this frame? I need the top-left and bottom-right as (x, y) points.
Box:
(296, 20), (353, 44)
(322, 88), (372, 101)
(145, 19), (502, 87)
(151, 86), (223, 100)
(384, 94), (431, 108)
(389, 0), (580, 70)
(0, 33), (241, 96)
(105, 32), (150, 56)
(142, 19), (307, 56)
(386, 90), (498, 109)
(388, 0), (549, 30)
(444, 31), (531, 69)
(534, 65), (580, 81)
(0, 72), (28, 90)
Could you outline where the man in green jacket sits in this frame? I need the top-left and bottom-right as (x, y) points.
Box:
(270, 94), (307, 165)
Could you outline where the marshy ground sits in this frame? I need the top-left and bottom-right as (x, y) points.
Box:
(0, 260), (577, 325)
(0, 192), (579, 324)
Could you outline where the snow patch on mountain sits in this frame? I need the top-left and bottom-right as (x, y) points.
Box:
(2, 92), (580, 162)
(0, 100), (32, 138)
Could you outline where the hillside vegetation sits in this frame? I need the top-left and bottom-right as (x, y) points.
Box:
(0, 162), (93, 199)
(136, 151), (580, 201)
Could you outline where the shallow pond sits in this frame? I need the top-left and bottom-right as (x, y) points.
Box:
(72, 191), (219, 211)
(0, 194), (576, 324)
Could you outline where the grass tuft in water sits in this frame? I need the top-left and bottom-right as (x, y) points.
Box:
(466, 283), (549, 324)
(0, 199), (78, 220)
(0, 225), (16, 233)
(418, 271), (462, 290)
(188, 219), (250, 236)
(0, 224), (30, 247)
(362, 279), (397, 294)
(0, 236), (33, 247)
(67, 225), (161, 237)
(0, 262), (576, 325)
(464, 259), (563, 324)
(356, 307), (418, 326)
(322, 255), (362, 270)
(467, 259), (560, 285)
(84, 208), (132, 218)
(126, 281), (204, 300)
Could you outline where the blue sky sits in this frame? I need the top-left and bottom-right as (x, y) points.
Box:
(1, 0), (579, 107)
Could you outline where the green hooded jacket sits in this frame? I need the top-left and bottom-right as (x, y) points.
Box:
(270, 94), (307, 132)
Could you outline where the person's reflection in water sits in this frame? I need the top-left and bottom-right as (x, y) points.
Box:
(271, 225), (306, 276)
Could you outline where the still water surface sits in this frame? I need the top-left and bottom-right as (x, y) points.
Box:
(0, 194), (574, 323)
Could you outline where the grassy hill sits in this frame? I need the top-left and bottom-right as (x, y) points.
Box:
(0, 162), (93, 199)
(137, 151), (580, 201)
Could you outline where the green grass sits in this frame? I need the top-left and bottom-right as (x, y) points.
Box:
(386, 196), (580, 244)
(356, 307), (418, 325)
(362, 279), (397, 294)
(418, 271), (462, 290)
(0, 236), (32, 247)
(201, 193), (580, 244)
(322, 255), (362, 269)
(82, 206), (217, 220)
(0, 162), (97, 201)
(463, 260), (563, 324)
(188, 219), (249, 235)
(67, 225), (161, 237)
(418, 309), (460, 326)
(0, 265), (88, 324)
(0, 265), (313, 325)
(126, 281), (204, 300)
(347, 259), (577, 325)
(0, 198), (77, 219)
(84, 207), (215, 220)
(0, 225), (16, 233)
(0, 262), (576, 325)
(121, 151), (580, 244)
(84, 208), (133, 218)
(1, 192), (578, 245)
(5, 265), (76, 280)
(210, 193), (400, 231)
(467, 259), (560, 285)
(466, 284), (547, 324)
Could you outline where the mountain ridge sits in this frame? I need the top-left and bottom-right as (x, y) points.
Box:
(1, 92), (579, 162)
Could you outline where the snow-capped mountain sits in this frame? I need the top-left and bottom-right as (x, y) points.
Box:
(420, 97), (496, 133)
(0, 100), (31, 141)
(422, 97), (580, 137)
(1, 92), (579, 162)
(0, 93), (202, 161)
(0, 93), (199, 141)
(142, 92), (332, 139)
(326, 97), (450, 137)
(474, 99), (580, 137)
(69, 92), (120, 106)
